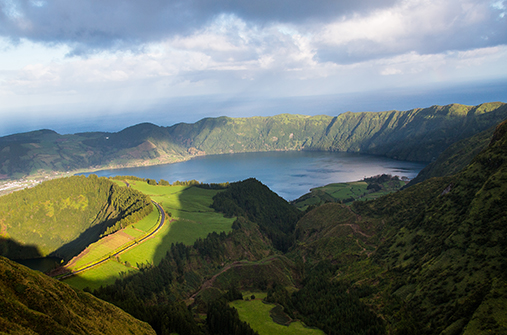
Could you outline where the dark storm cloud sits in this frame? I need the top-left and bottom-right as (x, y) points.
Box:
(0, 0), (395, 54)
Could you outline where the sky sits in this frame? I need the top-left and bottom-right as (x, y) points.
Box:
(0, 0), (506, 136)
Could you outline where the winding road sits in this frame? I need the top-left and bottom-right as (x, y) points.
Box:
(57, 200), (166, 280)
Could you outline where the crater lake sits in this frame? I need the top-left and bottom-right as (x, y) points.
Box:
(80, 151), (427, 201)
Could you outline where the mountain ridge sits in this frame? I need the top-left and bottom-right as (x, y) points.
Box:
(1, 102), (506, 179)
(2, 117), (507, 334)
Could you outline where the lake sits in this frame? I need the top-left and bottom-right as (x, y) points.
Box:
(82, 151), (427, 201)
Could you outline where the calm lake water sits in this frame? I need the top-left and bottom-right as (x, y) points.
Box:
(82, 151), (427, 201)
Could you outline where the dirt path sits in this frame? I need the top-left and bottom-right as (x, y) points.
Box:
(188, 255), (283, 301)
(189, 261), (246, 299)
(337, 223), (372, 238)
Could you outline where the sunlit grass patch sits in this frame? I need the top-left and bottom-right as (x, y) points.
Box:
(123, 209), (160, 238)
(66, 207), (160, 269)
(119, 214), (234, 266)
(65, 180), (233, 286)
(230, 298), (324, 335)
(63, 260), (137, 290)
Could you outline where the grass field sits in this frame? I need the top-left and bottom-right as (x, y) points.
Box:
(231, 294), (324, 335)
(116, 181), (234, 267)
(120, 182), (235, 265)
(319, 181), (368, 199)
(294, 179), (406, 210)
(63, 260), (137, 290)
(63, 180), (234, 288)
(65, 208), (161, 269)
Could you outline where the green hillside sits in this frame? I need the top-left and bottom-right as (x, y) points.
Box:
(0, 175), (152, 260)
(211, 178), (302, 252)
(332, 119), (507, 333)
(167, 102), (507, 162)
(0, 256), (155, 334)
(0, 124), (188, 179)
(406, 124), (496, 186)
(1, 102), (506, 179)
(2, 112), (507, 334)
(83, 118), (507, 335)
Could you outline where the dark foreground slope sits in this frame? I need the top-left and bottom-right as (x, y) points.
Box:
(0, 256), (155, 335)
(0, 175), (152, 260)
(1, 102), (506, 178)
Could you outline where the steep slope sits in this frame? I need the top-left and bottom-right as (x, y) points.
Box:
(168, 102), (507, 161)
(406, 124), (496, 186)
(211, 178), (302, 252)
(0, 256), (155, 334)
(1, 102), (506, 179)
(0, 175), (152, 260)
(340, 119), (507, 334)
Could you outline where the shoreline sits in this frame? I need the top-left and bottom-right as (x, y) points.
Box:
(0, 149), (428, 197)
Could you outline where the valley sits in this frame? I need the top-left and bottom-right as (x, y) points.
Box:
(59, 179), (235, 290)
(0, 104), (506, 335)
(1, 102), (506, 181)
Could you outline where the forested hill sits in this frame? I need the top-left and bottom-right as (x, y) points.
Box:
(296, 118), (507, 334)
(0, 175), (153, 260)
(405, 124), (496, 186)
(1, 102), (506, 178)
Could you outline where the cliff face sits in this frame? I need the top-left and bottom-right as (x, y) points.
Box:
(1, 102), (506, 179)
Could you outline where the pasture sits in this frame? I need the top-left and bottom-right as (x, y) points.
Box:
(318, 181), (369, 200)
(65, 208), (160, 269)
(63, 180), (234, 288)
(294, 178), (406, 210)
(64, 260), (137, 290)
(230, 294), (324, 335)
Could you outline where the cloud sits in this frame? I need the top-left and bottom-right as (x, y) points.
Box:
(313, 0), (507, 63)
(0, 0), (504, 66)
(0, 0), (506, 119)
(0, 0), (396, 55)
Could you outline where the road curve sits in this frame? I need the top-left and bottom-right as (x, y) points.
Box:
(58, 200), (166, 280)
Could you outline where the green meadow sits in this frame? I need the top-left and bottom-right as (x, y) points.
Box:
(230, 293), (324, 335)
(64, 180), (234, 288)
(64, 260), (137, 290)
(118, 181), (235, 266)
(66, 209), (161, 269)
(294, 177), (406, 210)
(319, 181), (369, 199)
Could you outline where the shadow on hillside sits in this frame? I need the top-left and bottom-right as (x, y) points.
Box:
(57, 184), (227, 293)
(0, 236), (43, 260)
(150, 184), (232, 266)
(49, 218), (117, 262)
(147, 186), (191, 267)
